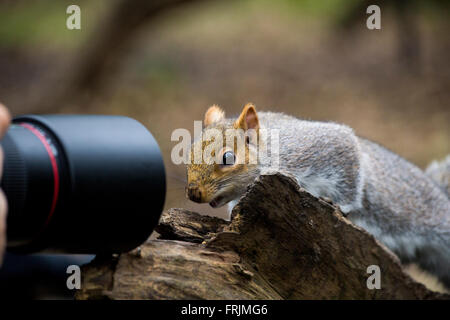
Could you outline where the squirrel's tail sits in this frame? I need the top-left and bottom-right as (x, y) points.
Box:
(425, 155), (450, 198)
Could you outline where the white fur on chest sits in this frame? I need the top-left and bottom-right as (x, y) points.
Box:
(226, 199), (239, 221)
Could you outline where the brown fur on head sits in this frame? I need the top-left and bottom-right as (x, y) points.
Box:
(186, 103), (261, 208)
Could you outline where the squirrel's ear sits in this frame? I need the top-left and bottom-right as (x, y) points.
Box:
(204, 105), (225, 126)
(234, 103), (259, 131)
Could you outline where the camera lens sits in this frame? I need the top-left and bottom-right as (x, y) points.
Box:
(1, 115), (166, 254)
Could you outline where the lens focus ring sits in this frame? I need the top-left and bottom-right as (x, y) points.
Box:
(1, 131), (27, 219)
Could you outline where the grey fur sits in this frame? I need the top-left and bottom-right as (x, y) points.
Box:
(232, 111), (450, 288)
(426, 155), (450, 197)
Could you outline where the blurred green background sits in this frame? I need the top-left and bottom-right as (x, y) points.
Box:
(0, 0), (449, 220)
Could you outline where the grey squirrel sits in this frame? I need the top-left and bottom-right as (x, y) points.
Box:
(186, 103), (450, 289)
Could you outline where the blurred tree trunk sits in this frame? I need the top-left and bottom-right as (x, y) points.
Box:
(33, 0), (211, 113)
(393, 0), (421, 72)
(339, 0), (421, 73)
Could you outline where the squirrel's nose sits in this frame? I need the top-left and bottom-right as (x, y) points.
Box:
(186, 183), (203, 203)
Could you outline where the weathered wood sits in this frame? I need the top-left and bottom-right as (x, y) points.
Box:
(155, 208), (229, 243)
(76, 173), (449, 300)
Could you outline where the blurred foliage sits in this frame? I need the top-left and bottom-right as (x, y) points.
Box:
(1, 0), (449, 49)
(0, 0), (104, 48)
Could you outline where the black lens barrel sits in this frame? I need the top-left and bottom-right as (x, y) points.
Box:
(1, 115), (166, 254)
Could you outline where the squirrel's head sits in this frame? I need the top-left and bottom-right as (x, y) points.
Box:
(186, 103), (261, 208)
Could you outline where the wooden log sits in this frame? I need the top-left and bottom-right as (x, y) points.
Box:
(76, 173), (449, 300)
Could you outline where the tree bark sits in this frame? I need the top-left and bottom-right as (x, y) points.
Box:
(76, 173), (449, 300)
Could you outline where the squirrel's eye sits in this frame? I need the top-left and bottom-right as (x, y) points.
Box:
(222, 151), (235, 165)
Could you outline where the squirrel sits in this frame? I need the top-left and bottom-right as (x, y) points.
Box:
(186, 103), (450, 289)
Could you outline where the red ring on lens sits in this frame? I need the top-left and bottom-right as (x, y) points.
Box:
(19, 123), (59, 228)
